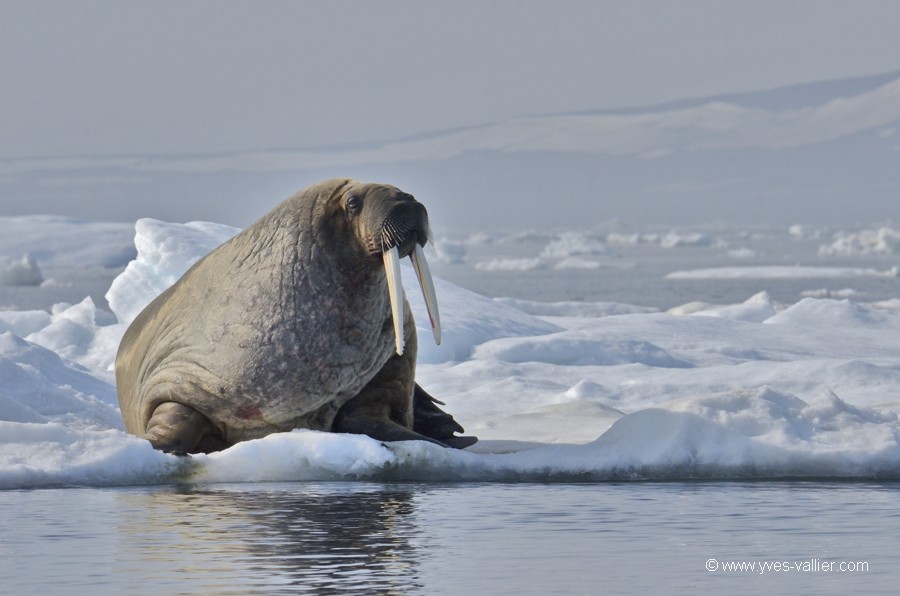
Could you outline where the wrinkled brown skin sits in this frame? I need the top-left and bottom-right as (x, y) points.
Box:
(115, 178), (476, 454)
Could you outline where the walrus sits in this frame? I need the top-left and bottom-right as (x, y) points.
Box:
(115, 178), (476, 454)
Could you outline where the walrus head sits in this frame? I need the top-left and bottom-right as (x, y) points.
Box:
(338, 182), (441, 356)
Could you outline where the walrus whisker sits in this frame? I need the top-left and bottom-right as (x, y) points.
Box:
(380, 217), (418, 251)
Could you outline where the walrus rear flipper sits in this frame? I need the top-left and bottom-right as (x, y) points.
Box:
(413, 384), (478, 449)
(144, 402), (225, 455)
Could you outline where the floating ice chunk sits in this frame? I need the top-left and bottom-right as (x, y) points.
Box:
(819, 227), (900, 256)
(606, 232), (653, 246)
(430, 238), (466, 264)
(660, 231), (716, 248)
(474, 258), (544, 271)
(540, 232), (608, 259)
(553, 257), (602, 270)
(0, 254), (43, 286)
(788, 223), (828, 240)
(495, 297), (658, 317)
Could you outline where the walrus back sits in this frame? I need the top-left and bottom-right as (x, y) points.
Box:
(114, 178), (380, 440)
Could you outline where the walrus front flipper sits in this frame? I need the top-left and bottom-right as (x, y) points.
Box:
(333, 379), (470, 448)
(144, 402), (220, 455)
(413, 384), (478, 449)
(333, 413), (446, 446)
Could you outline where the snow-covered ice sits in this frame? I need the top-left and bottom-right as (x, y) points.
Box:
(818, 226), (900, 256)
(666, 265), (898, 280)
(475, 257), (545, 272)
(1, 216), (900, 488)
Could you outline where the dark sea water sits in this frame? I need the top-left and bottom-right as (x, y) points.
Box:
(1, 482), (897, 595)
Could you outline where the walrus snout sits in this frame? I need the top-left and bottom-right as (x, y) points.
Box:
(376, 200), (430, 258)
(367, 193), (440, 356)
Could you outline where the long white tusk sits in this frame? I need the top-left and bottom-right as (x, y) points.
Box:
(383, 246), (405, 355)
(410, 243), (441, 345)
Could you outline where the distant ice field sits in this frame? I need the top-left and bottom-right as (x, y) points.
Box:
(429, 224), (900, 308)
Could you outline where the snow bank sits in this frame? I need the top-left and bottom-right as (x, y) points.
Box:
(0, 332), (121, 429)
(105, 218), (240, 325)
(676, 291), (778, 323)
(764, 297), (900, 330)
(581, 387), (900, 479)
(2, 217), (900, 488)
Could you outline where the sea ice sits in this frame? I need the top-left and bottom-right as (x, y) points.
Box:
(1, 216), (900, 488)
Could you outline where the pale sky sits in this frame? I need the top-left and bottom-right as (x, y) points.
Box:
(2, 0), (900, 228)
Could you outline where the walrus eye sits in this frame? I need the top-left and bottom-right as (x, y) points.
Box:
(345, 196), (362, 215)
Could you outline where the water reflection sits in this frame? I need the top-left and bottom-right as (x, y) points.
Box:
(114, 483), (423, 593)
(5, 482), (899, 593)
